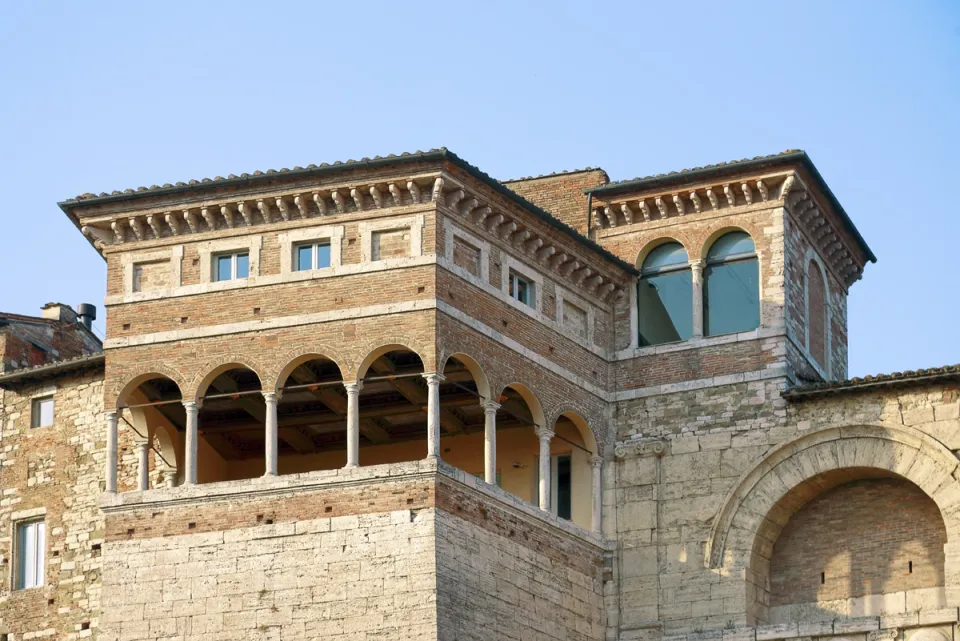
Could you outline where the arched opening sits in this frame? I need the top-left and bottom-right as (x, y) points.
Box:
(756, 468), (947, 624)
(428, 354), (492, 472)
(272, 354), (346, 474)
(195, 366), (264, 483)
(548, 412), (597, 530)
(493, 384), (546, 507)
(355, 347), (428, 465)
(704, 231), (759, 336)
(806, 258), (828, 371)
(117, 374), (183, 490)
(637, 241), (692, 346)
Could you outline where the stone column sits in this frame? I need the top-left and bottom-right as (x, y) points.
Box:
(423, 373), (444, 459)
(691, 259), (705, 338)
(162, 467), (178, 488)
(263, 391), (279, 476)
(135, 436), (150, 491)
(536, 427), (554, 511)
(590, 455), (603, 533)
(483, 401), (500, 484)
(183, 401), (199, 485)
(105, 410), (118, 493)
(344, 381), (362, 468)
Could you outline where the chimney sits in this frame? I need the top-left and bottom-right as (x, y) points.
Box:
(41, 302), (77, 323)
(77, 303), (97, 331)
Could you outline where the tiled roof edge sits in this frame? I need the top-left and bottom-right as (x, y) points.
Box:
(0, 353), (105, 388)
(501, 167), (607, 183)
(783, 364), (960, 400)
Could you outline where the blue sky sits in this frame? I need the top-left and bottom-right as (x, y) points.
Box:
(0, 1), (957, 376)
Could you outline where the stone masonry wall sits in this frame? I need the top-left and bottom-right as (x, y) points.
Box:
(0, 370), (137, 640)
(435, 476), (606, 641)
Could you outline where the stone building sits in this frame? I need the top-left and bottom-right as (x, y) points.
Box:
(0, 148), (957, 641)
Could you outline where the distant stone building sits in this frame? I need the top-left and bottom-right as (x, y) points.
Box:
(1, 149), (957, 641)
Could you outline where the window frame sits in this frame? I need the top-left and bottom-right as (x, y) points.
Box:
(278, 225), (344, 276)
(500, 255), (543, 315)
(637, 241), (693, 346)
(803, 250), (832, 378)
(703, 231), (760, 338)
(359, 215), (424, 264)
(294, 240), (332, 272)
(213, 250), (250, 282)
(30, 395), (55, 429)
(509, 271), (535, 307)
(197, 236), (262, 286)
(13, 518), (45, 591)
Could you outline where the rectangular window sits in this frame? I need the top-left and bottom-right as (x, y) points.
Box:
(14, 520), (45, 590)
(509, 272), (534, 307)
(214, 252), (249, 282)
(294, 241), (332, 271)
(31, 396), (54, 428)
(551, 455), (572, 521)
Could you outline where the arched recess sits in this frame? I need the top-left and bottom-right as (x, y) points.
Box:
(116, 373), (184, 489)
(493, 382), (547, 506)
(549, 410), (598, 530)
(194, 364), (264, 483)
(269, 347), (348, 394)
(705, 424), (960, 625)
(439, 353), (491, 402)
(352, 335), (433, 381)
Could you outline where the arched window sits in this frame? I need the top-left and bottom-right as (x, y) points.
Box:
(807, 259), (828, 370)
(704, 232), (759, 336)
(638, 242), (692, 346)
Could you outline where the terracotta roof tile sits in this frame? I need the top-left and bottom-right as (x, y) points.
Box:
(784, 364), (960, 400)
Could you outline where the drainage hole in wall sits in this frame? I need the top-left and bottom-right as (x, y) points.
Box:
(126, 528), (135, 535)
(187, 522), (196, 530)
(253, 307), (261, 315)
(909, 561), (913, 574)
(820, 572), (825, 585)
(180, 317), (188, 324)
(265, 519), (273, 525)
(122, 323), (131, 330)
(81, 622), (90, 631)
(324, 506), (332, 513)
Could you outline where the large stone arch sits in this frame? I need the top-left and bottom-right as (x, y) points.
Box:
(706, 424), (960, 571)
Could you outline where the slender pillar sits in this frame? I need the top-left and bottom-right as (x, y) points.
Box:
(482, 401), (500, 484)
(162, 467), (178, 488)
(344, 381), (362, 468)
(263, 391), (279, 476)
(135, 436), (150, 491)
(183, 401), (199, 485)
(423, 373), (444, 459)
(691, 259), (705, 338)
(536, 427), (554, 511)
(105, 410), (118, 493)
(590, 455), (603, 533)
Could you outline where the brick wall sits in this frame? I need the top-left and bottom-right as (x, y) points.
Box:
(770, 476), (946, 606)
(503, 169), (609, 235)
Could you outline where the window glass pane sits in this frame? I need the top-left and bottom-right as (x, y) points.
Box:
(235, 253), (249, 279)
(16, 521), (44, 590)
(296, 245), (314, 271)
(704, 258), (760, 336)
(706, 232), (755, 263)
(39, 398), (54, 427)
(638, 270), (693, 345)
(642, 242), (689, 273)
(216, 255), (233, 281)
(315, 243), (331, 269)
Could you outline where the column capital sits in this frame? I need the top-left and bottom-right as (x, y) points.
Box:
(422, 372), (445, 385)
(482, 400), (501, 413)
(104, 409), (118, 420)
(589, 455), (604, 468)
(343, 380), (363, 394)
(262, 391), (281, 403)
(134, 435), (151, 447)
(182, 400), (201, 411)
(535, 426), (554, 441)
(689, 259), (704, 270)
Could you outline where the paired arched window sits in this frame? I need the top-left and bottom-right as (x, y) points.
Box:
(637, 242), (693, 346)
(703, 232), (760, 337)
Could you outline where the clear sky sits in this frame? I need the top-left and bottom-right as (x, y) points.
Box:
(0, 1), (957, 377)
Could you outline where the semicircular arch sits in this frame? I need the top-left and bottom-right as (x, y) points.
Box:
(549, 405), (600, 455)
(636, 237), (690, 271)
(494, 381), (547, 430)
(353, 335), (432, 381)
(189, 355), (266, 401)
(113, 365), (187, 410)
(268, 344), (348, 393)
(439, 352), (492, 401)
(706, 423), (960, 570)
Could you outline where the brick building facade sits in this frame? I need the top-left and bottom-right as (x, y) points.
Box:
(1, 148), (957, 641)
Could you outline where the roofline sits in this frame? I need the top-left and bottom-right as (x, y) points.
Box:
(584, 151), (876, 264)
(0, 353), (105, 389)
(59, 149), (640, 277)
(783, 367), (960, 401)
(501, 167), (608, 184)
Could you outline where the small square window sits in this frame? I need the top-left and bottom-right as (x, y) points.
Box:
(294, 242), (332, 272)
(214, 252), (249, 282)
(509, 272), (534, 307)
(31, 396), (54, 428)
(14, 519), (45, 590)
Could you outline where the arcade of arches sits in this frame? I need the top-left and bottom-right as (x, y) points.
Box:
(107, 348), (603, 532)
